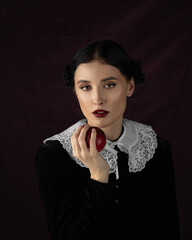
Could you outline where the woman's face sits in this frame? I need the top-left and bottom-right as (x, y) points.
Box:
(74, 60), (135, 134)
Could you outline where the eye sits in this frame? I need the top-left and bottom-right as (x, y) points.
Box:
(79, 85), (91, 91)
(104, 83), (116, 89)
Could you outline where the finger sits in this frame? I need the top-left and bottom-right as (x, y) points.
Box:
(78, 124), (89, 150)
(71, 134), (81, 155)
(89, 128), (97, 153)
(71, 124), (85, 145)
(74, 124), (86, 138)
(71, 125), (84, 145)
(71, 125), (85, 154)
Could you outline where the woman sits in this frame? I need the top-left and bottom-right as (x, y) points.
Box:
(35, 40), (180, 239)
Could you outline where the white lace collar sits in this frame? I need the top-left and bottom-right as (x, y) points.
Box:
(43, 119), (158, 179)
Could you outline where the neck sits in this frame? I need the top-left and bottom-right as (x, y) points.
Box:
(101, 119), (123, 142)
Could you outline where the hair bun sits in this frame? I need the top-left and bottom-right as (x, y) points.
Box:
(63, 65), (74, 88)
(129, 60), (145, 84)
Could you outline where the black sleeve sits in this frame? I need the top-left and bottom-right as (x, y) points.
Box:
(35, 141), (111, 240)
(153, 138), (180, 239)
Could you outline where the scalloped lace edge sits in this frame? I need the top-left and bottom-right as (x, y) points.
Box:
(43, 119), (158, 174)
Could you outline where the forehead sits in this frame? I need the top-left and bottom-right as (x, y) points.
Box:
(74, 60), (122, 80)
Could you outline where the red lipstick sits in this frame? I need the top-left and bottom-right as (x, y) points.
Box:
(92, 109), (109, 118)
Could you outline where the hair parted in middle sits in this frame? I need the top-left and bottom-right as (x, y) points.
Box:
(63, 40), (145, 88)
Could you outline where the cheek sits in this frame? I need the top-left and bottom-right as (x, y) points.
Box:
(110, 89), (127, 106)
(76, 94), (90, 113)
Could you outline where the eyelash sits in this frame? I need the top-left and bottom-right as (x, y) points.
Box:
(79, 83), (116, 91)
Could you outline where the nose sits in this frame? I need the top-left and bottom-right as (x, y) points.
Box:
(92, 87), (106, 106)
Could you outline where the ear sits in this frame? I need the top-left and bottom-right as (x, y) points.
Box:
(127, 77), (135, 97)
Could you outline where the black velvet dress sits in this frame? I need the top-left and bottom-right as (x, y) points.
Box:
(35, 135), (180, 240)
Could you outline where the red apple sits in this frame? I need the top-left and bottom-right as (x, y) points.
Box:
(85, 126), (106, 152)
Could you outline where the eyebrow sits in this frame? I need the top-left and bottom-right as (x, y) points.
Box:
(77, 76), (118, 84)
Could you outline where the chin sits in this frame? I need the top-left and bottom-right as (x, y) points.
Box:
(87, 117), (114, 129)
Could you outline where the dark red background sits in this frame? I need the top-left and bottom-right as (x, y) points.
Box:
(1, 0), (192, 239)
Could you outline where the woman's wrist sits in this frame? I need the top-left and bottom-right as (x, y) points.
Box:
(90, 171), (109, 183)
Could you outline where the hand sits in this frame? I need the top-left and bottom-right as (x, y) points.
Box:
(71, 124), (110, 183)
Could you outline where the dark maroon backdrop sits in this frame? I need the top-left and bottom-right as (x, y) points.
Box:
(1, 0), (192, 239)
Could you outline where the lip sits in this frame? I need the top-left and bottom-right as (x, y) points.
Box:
(92, 109), (109, 118)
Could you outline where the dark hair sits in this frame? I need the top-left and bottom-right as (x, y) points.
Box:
(63, 40), (145, 88)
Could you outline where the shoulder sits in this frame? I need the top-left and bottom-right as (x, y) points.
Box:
(36, 139), (66, 157)
(123, 118), (170, 152)
(35, 140), (90, 184)
(123, 118), (173, 172)
(42, 119), (86, 150)
(36, 119), (86, 159)
(35, 139), (87, 180)
(122, 119), (158, 172)
(148, 135), (174, 176)
(35, 119), (88, 172)
(155, 135), (172, 157)
(35, 140), (69, 169)
(123, 118), (158, 150)
(37, 119), (89, 171)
